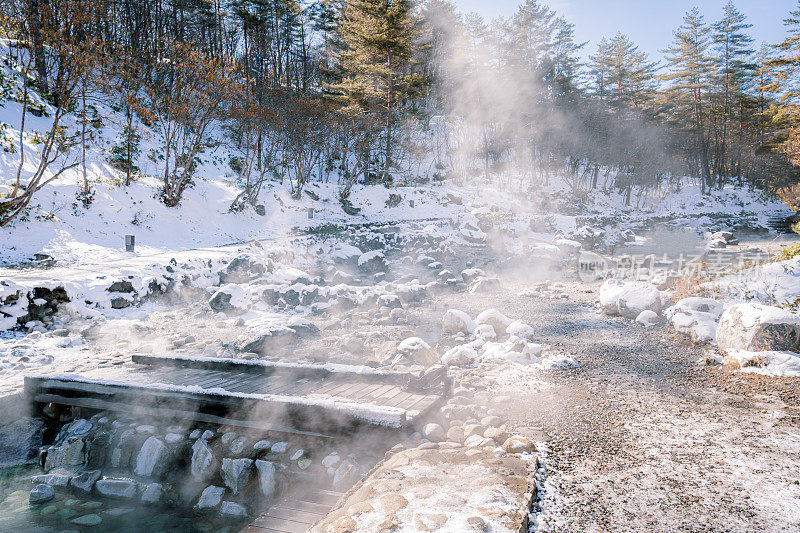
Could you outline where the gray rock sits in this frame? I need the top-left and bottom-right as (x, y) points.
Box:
(191, 438), (216, 481)
(229, 436), (247, 455)
(253, 440), (271, 452)
(0, 417), (44, 466)
(221, 458), (253, 495)
(32, 468), (73, 487)
(422, 423), (445, 442)
(95, 478), (137, 499)
(189, 429), (203, 440)
(196, 485), (224, 510)
(270, 441), (289, 455)
(141, 483), (164, 505)
(134, 437), (168, 478)
(219, 501), (249, 519)
(69, 469), (101, 494)
(29, 484), (55, 504)
(220, 432), (237, 446)
(255, 460), (276, 499)
(44, 438), (84, 471)
(209, 290), (235, 313)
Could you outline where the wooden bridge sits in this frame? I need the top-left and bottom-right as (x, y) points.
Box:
(25, 354), (449, 438)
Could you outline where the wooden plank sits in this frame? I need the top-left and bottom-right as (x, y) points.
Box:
(346, 383), (384, 402)
(380, 391), (416, 408)
(250, 515), (315, 532)
(257, 507), (321, 525)
(265, 499), (332, 515)
(358, 383), (396, 401)
(332, 381), (374, 401)
(32, 393), (334, 439)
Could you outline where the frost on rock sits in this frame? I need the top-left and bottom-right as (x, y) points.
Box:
(667, 297), (724, 344)
(396, 337), (438, 366)
(600, 279), (661, 319)
(717, 303), (800, 352)
(475, 309), (513, 336)
(442, 309), (476, 335)
(725, 349), (800, 377)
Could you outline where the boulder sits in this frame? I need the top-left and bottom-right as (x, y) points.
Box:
(506, 320), (535, 340)
(29, 484), (55, 504)
(95, 478), (137, 499)
(501, 435), (535, 454)
(141, 483), (164, 505)
(440, 345), (477, 367)
(221, 457), (253, 495)
(442, 309), (476, 335)
(134, 436), (168, 478)
(196, 485), (225, 510)
(469, 277), (500, 294)
(599, 279), (661, 319)
(220, 501), (249, 519)
(0, 417), (44, 466)
(191, 438), (216, 481)
(357, 251), (387, 274)
(668, 297), (725, 344)
(422, 423), (445, 442)
(235, 326), (296, 354)
(397, 337), (438, 366)
(69, 469), (101, 494)
(255, 460), (276, 499)
(717, 304), (800, 352)
(461, 268), (485, 284)
(220, 254), (269, 284)
(44, 437), (84, 471)
(475, 309), (512, 336)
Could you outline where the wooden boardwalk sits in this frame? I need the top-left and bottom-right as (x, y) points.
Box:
(244, 487), (343, 533)
(25, 354), (448, 437)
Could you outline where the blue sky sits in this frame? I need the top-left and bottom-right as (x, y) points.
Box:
(456, 0), (797, 60)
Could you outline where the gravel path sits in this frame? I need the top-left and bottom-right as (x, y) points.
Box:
(439, 280), (800, 532)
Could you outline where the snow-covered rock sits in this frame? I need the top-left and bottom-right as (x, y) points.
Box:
(506, 320), (536, 340)
(442, 309), (476, 335)
(440, 344), (477, 366)
(668, 297), (724, 344)
(716, 303), (800, 352)
(397, 337), (438, 366)
(725, 349), (800, 377)
(635, 310), (659, 327)
(475, 309), (512, 336)
(599, 279), (661, 319)
(357, 251), (387, 273)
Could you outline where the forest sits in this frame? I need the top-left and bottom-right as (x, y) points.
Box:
(1, 0), (800, 227)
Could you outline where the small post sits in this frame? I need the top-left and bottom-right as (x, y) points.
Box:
(308, 208), (314, 219)
(125, 235), (135, 252)
(409, 200), (415, 208)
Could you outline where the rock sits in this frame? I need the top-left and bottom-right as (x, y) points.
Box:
(141, 483), (164, 505)
(134, 437), (168, 478)
(71, 514), (102, 526)
(332, 459), (362, 492)
(44, 438), (84, 471)
(716, 303), (800, 352)
(635, 310), (659, 327)
(473, 323), (496, 340)
(414, 512), (448, 531)
(32, 468), (73, 487)
(357, 251), (387, 274)
(191, 437), (216, 481)
(220, 432), (237, 446)
(221, 458), (253, 495)
(397, 337), (438, 366)
(469, 276), (500, 294)
(253, 440), (271, 452)
(69, 470), (101, 494)
(442, 309), (476, 335)
(328, 515), (358, 533)
(506, 320), (536, 340)
(483, 427), (508, 443)
(95, 478), (137, 499)
(235, 327), (297, 354)
(220, 254), (269, 284)
(463, 424), (484, 439)
(467, 516), (489, 531)
(270, 441), (289, 454)
(229, 436), (248, 455)
(196, 485), (225, 510)
(255, 460), (276, 499)
(29, 484), (55, 504)
(422, 423), (445, 442)
(599, 279), (661, 319)
(107, 280), (134, 293)
(209, 290), (235, 312)
(475, 309), (512, 336)
(481, 415), (504, 427)
(440, 344), (477, 367)
(446, 426), (464, 443)
(220, 501), (249, 519)
(0, 417), (44, 466)
(501, 435), (535, 454)
(461, 268), (485, 284)
(377, 294), (403, 309)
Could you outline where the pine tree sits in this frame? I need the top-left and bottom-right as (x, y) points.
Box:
(767, 1), (800, 169)
(662, 8), (715, 190)
(327, 0), (423, 181)
(589, 32), (657, 114)
(711, 1), (755, 182)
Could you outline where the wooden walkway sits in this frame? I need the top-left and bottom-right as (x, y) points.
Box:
(25, 354), (449, 437)
(244, 488), (343, 533)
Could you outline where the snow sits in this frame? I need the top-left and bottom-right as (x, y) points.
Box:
(727, 350), (800, 377)
(599, 279), (661, 318)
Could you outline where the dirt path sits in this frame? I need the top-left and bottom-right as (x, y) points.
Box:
(450, 281), (800, 532)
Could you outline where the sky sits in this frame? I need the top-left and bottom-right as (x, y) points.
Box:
(456, 0), (797, 61)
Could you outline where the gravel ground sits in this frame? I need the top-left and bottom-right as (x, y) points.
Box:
(433, 279), (800, 532)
